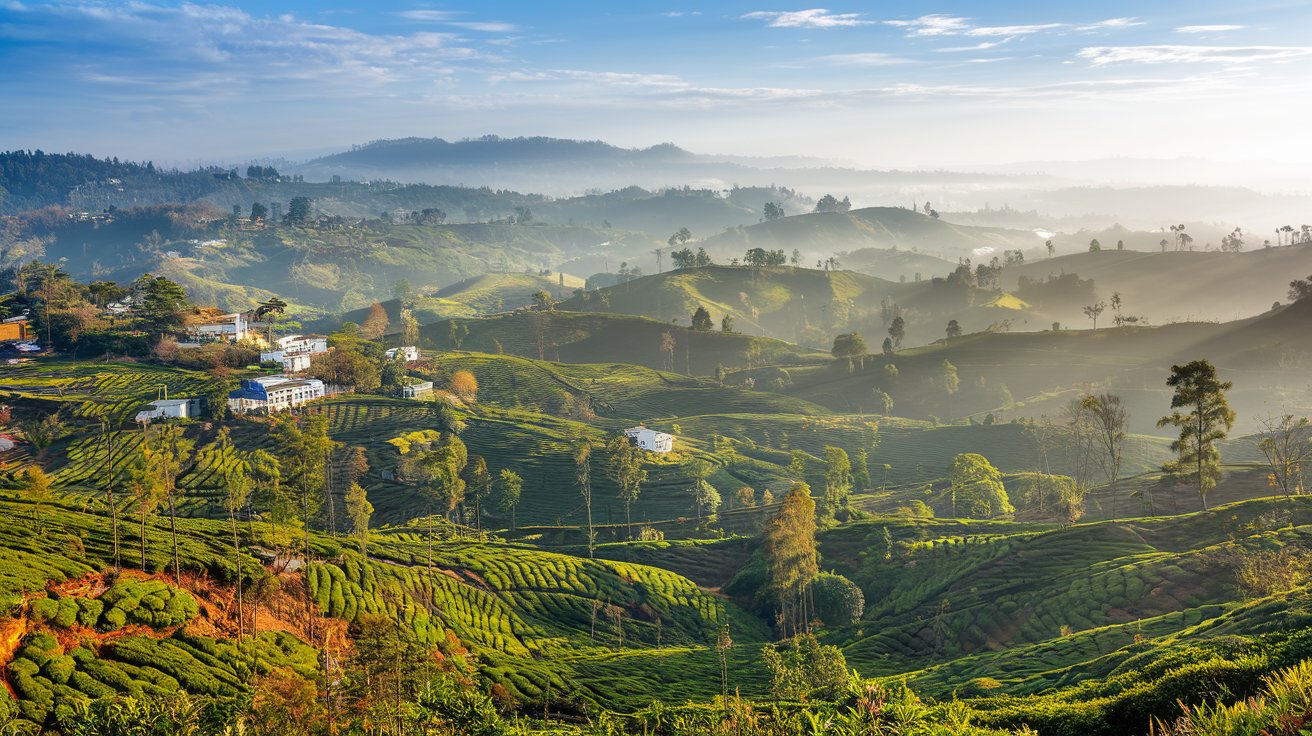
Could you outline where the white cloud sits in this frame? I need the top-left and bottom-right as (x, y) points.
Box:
(663, 11), (702, 17)
(1176, 24), (1245, 33)
(396, 10), (460, 22)
(742, 9), (873, 28)
(450, 21), (518, 32)
(968, 23), (1063, 37)
(813, 52), (910, 66)
(885, 14), (971, 36)
(0, 2), (498, 100)
(1080, 45), (1312, 65)
(1077, 18), (1145, 31)
(936, 40), (1006, 53)
(885, 14), (1062, 38)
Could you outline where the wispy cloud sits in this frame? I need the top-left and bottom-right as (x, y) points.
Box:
(1079, 45), (1312, 65)
(663, 11), (702, 18)
(1176, 24), (1245, 33)
(742, 9), (873, 28)
(0, 2), (498, 101)
(936, 40), (1007, 53)
(813, 52), (910, 66)
(449, 21), (518, 32)
(1077, 18), (1145, 31)
(396, 10), (460, 22)
(884, 14), (971, 36)
(396, 10), (517, 32)
(885, 14), (1062, 38)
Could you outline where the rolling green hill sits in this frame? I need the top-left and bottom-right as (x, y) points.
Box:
(697, 207), (1041, 263)
(424, 309), (828, 374)
(556, 264), (1042, 348)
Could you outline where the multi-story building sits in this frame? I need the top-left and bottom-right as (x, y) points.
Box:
(260, 334), (329, 372)
(227, 375), (325, 414)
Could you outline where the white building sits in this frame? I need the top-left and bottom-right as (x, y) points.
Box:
(402, 380), (434, 399)
(385, 346), (419, 362)
(134, 397), (206, 423)
(260, 334), (328, 373)
(624, 426), (674, 453)
(185, 313), (252, 344)
(227, 375), (325, 414)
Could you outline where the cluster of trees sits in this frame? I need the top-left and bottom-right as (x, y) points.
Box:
(813, 194), (852, 213)
(0, 150), (162, 212)
(670, 246), (714, 269)
(1016, 272), (1097, 312)
(244, 165), (281, 181)
(0, 264), (191, 355)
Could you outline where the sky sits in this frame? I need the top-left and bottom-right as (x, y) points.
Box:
(2, 1), (1311, 169)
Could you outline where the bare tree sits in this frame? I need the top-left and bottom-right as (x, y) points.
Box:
(1081, 394), (1128, 519)
(1083, 301), (1106, 329)
(1257, 414), (1312, 499)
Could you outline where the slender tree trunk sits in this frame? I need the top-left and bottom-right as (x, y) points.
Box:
(625, 500), (632, 540)
(426, 504), (434, 614)
(140, 511), (148, 571)
(585, 496), (593, 558)
(1198, 411), (1208, 511)
(303, 482), (313, 638)
(106, 429), (120, 571)
(168, 494), (181, 584)
(230, 509), (245, 638)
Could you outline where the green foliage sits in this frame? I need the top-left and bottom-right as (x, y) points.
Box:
(99, 578), (199, 630)
(945, 453), (1013, 519)
(810, 573), (864, 627)
(760, 634), (849, 701)
(1158, 359), (1237, 510)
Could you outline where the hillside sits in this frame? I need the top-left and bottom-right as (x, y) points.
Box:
(768, 296), (1312, 434)
(839, 246), (960, 282)
(697, 207), (1042, 263)
(1003, 244), (1312, 326)
(556, 265), (1040, 348)
(6, 341), (1312, 734)
(424, 309), (828, 374)
(4, 209), (657, 314)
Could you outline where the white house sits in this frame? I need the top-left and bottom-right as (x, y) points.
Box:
(385, 346), (419, 362)
(402, 380), (434, 399)
(184, 313), (251, 344)
(134, 397), (206, 423)
(624, 426), (674, 453)
(228, 375), (325, 414)
(275, 334), (329, 354)
(260, 334), (328, 373)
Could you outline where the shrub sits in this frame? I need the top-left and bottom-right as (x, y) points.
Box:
(811, 573), (865, 626)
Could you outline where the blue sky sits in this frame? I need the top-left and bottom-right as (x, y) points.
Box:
(2, 1), (1310, 167)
